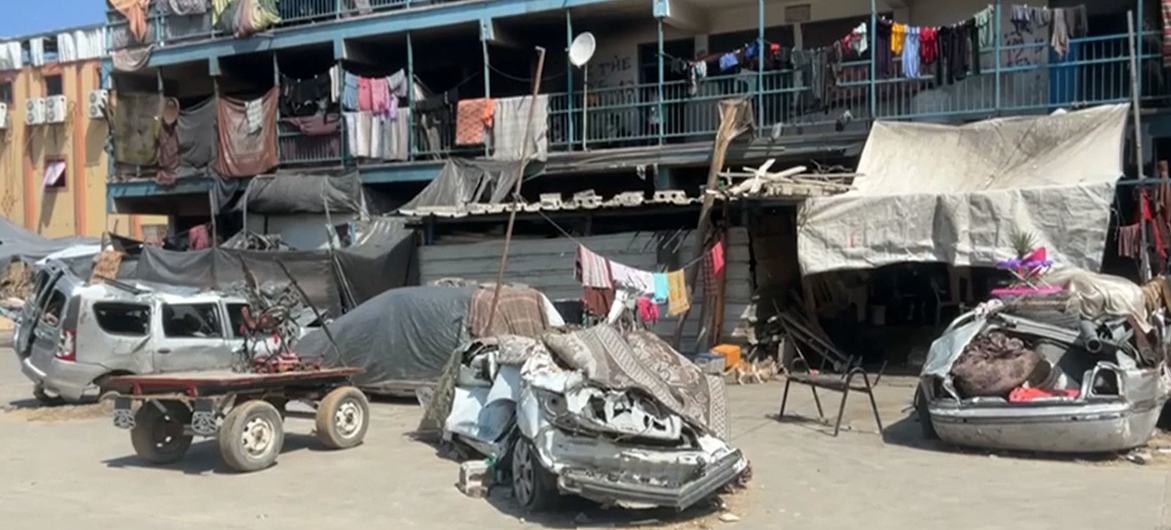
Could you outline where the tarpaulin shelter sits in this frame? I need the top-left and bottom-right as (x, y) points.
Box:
(0, 218), (97, 264)
(241, 172), (366, 215)
(797, 104), (1130, 275)
(126, 217), (417, 316)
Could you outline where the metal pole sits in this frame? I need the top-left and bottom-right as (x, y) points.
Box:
(407, 33), (414, 161)
(869, 0), (877, 120)
(482, 36), (491, 157)
(757, 0), (764, 128)
(994, 0), (1002, 112)
(1128, 11), (1151, 280)
(657, 17), (665, 145)
(486, 47), (548, 332)
(1139, 0), (1145, 96)
(583, 67), (589, 150)
(565, 10), (575, 149)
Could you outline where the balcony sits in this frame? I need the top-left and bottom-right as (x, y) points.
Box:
(106, 0), (465, 51)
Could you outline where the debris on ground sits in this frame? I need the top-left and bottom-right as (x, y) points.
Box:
(457, 460), (491, 498)
(718, 513), (741, 523)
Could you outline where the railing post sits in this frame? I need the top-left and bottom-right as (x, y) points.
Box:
(868, 0), (877, 120)
(566, 10), (575, 150)
(757, 0), (764, 131)
(1138, 0), (1145, 98)
(480, 19), (492, 157)
(406, 32), (414, 161)
(336, 0), (342, 20)
(994, 0), (1001, 112)
(657, 17), (665, 145)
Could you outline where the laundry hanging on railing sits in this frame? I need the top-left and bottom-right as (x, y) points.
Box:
(56, 28), (107, 62)
(109, 0), (152, 43)
(109, 92), (163, 167)
(215, 87), (279, 178)
(492, 95), (549, 162)
(281, 73), (334, 117)
(214, 0), (280, 38)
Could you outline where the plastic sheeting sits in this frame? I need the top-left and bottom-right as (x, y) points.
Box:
(294, 286), (475, 389)
(110, 92), (161, 166)
(798, 104), (1129, 275)
(178, 97), (217, 172)
(0, 218), (97, 265)
(215, 88), (279, 178)
(398, 158), (522, 213)
(242, 173), (364, 214)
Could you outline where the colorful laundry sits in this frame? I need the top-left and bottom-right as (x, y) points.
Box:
(653, 272), (669, 304)
(610, 261), (655, 295)
(637, 296), (660, 324)
(576, 245), (613, 289)
(455, 98), (494, 145)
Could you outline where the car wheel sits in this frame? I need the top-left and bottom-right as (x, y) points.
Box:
(914, 387), (938, 440)
(219, 400), (284, 473)
(314, 386), (369, 450)
(130, 400), (194, 465)
(32, 384), (64, 406)
(511, 438), (558, 511)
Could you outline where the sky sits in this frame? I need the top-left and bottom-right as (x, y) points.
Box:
(0, 2), (106, 38)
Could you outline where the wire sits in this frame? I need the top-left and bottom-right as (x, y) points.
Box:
(487, 63), (566, 84)
(533, 208), (712, 273)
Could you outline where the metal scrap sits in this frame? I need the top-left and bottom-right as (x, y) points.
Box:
(712, 158), (858, 200)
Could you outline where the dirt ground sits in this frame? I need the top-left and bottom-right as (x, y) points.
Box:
(2, 348), (1170, 530)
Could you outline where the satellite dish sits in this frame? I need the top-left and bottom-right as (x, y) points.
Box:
(569, 32), (596, 67)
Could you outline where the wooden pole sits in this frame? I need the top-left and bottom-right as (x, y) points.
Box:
(485, 47), (547, 332)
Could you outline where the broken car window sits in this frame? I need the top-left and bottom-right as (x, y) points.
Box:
(93, 302), (151, 336)
(41, 290), (65, 327)
(162, 303), (223, 339)
(226, 303), (250, 338)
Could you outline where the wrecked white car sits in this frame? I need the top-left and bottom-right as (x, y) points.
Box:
(422, 326), (747, 510)
(916, 270), (1171, 453)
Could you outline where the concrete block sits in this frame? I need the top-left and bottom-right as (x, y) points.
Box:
(458, 461), (491, 498)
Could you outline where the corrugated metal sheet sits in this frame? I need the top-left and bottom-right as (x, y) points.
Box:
(419, 228), (752, 352)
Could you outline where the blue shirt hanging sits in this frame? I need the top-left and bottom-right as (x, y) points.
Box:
(718, 53), (739, 72)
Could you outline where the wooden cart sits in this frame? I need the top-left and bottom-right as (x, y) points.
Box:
(104, 368), (368, 472)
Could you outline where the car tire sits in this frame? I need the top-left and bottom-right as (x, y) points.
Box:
(315, 386), (369, 450)
(218, 400), (284, 473)
(130, 400), (194, 465)
(913, 387), (938, 440)
(32, 384), (64, 406)
(511, 438), (558, 511)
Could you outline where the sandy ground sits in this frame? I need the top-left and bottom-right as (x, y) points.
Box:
(2, 348), (1170, 530)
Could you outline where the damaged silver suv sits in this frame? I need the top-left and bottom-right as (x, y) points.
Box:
(426, 326), (748, 510)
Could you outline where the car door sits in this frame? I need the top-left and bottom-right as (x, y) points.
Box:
(152, 301), (231, 373)
(14, 267), (64, 359)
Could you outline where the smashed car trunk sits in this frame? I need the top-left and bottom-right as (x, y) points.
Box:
(425, 325), (747, 511)
(919, 269), (1171, 453)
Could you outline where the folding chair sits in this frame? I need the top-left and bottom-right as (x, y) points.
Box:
(775, 311), (886, 437)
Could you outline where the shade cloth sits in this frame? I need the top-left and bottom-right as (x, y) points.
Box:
(215, 87), (279, 178)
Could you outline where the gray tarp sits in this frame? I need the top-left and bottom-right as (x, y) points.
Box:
(295, 286), (475, 389)
(398, 158), (522, 214)
(798, 104), (1129, 275)
(0, 218), (97, 264)
(126, 220), (417, 315)
(178, 97), (217, 172)
(242, 173), (365, 214)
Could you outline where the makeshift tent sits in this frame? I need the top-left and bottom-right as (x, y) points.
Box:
(0, 218), (97, 264)
(797, 104), (1129, 275)
(241, 173), (366, 215)
(295, 286), (475, 391)
(126, 218), (417, 316)
(398, 158), (523, 215)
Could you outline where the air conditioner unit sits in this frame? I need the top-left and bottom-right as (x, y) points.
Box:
(25, 98), (45, 126)
(0, 103), (9, 129)
(45, 95), (67, 124)
(87, 89), (108, 120)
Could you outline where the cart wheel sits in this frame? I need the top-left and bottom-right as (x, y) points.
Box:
(315, 386), (369, 450)
(131, 400), (193, 465)
(219, 400), (284, 473)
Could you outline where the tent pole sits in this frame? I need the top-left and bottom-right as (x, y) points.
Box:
(485, 47), (547, 332)
(1128, 11), (1151, 281)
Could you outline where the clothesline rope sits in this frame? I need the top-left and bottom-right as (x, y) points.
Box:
(533, 208), (712, 273)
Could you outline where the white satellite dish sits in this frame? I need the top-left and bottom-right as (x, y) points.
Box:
(569, 32), (597, 150)
(569, 32), (596, 67)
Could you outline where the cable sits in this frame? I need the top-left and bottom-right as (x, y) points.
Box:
(533, 208), (711, 272)
(487, 63), (566, 84)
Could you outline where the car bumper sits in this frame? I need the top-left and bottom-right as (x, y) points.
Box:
(21, 356), (106, 402)
(558, 449), (747, 510)
(929, 399), (1164, 453)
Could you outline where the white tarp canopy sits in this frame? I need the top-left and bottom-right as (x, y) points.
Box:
(797, 104), (1130, 276)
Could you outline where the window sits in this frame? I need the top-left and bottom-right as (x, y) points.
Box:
(43, 159), (66, 189)
(0, 81), (12, 104)
(226, 303), (251, 338)
(41, 291), (66, 327)
(162, 303), (223, 338)
(93, 303), (151, 336)
(45, 75), (63, 96)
